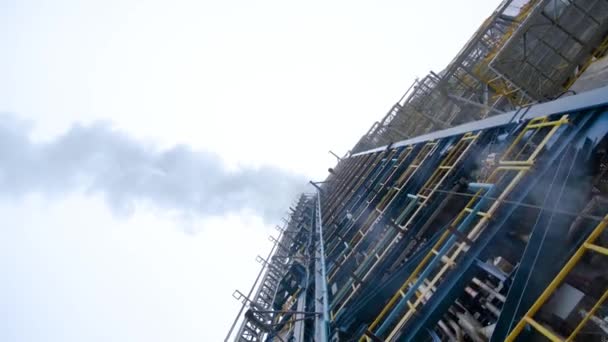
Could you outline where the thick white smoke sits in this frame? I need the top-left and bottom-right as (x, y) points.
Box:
(0, 114), (307, 222)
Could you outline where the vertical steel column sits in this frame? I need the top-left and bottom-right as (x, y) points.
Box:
(314, 190), (330, 342)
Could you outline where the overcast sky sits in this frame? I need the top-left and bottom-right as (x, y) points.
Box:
(1, 0), (501, 341)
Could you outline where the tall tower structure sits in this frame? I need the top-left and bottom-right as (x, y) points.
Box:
(227, 1), (608, 341)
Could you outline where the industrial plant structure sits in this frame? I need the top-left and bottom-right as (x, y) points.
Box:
(227, 0), (608, 340)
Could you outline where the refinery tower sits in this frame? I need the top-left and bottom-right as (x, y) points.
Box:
(227, 1), (608, 341)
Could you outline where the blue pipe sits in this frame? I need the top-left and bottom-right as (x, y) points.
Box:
(393, 194), (419, 225)
(330, 195), (419, 310)
(331, 195), (417, 281)
(375, 185), (496, 337)
(467, 182), (493, 191)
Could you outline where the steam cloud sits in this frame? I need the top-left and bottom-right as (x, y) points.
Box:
(0, 114), (307, 222)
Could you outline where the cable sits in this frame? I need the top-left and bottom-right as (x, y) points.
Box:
(342, 224), (448, 315)
(418, 187), (604, 222)
(507, 148), (574, 334)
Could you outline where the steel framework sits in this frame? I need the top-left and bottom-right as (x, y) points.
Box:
(226, 1), (608, 341)
(352, 0), (608, 154)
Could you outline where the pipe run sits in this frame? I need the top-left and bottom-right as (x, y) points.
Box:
(314, 190), (331, 342)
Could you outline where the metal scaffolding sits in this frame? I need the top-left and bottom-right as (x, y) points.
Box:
(352, 0), (608, 154)
(227, 1), (608, 340)
(228, 85), (608, 341)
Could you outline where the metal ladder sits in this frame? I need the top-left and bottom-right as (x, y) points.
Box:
(324, 145), (422, 266)
(325, 149), (406, 273)
(231, 198), (314, 342)
(331, 132), (479, 321)
(335, 150), (397, 220)
(323, 152), (386, 244)
(400, 131), (480, 231)
(324, 153), (380, 225)
(376, 142), (437, 213)
(327, 142), (439, 319)
(505, 215), (608, 342)
(362, 114), (570, 341)
(322, 155), (366, 218)
(321, 156), (365, 220)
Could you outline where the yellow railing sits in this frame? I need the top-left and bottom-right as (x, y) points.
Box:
(505, 215), (608, 341)
(323, 153), (377, 224)
(362, 114), (569, 341)
(332, 132), (478, 322)
(326, 151), (394, 227)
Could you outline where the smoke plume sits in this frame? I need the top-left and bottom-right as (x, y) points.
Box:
(0, 114), (307, 222)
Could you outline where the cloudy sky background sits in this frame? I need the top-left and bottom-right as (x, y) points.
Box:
(1, 0), (500, 340)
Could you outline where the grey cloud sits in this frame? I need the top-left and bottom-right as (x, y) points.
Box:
(0, 114), (307, 222)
